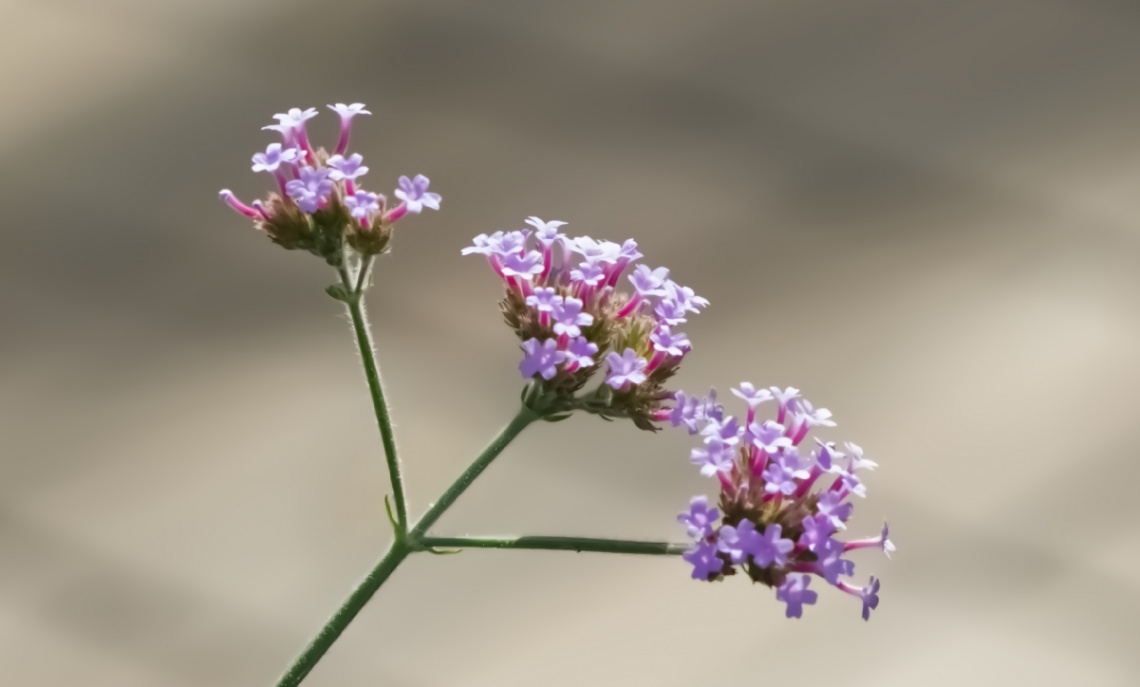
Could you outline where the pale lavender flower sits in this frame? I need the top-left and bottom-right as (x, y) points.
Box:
(750, 523), (794, 567)
(690, 438), (735, 477)
(776, 575), (818, 619)
(844, 522), (896, 558)
(344, 190), (381, 221)
(662, 280), (708, 313)
(629, 264), (670, 296)
(285, 166), (334, 213)
(551, 298), (593, 337)
(800, 513), (836, 554)
(562, 337), (598, 369)
(327, 153), (369, 181)
(394, 174), (441, 214)
(668, 391), (703, 434)
(650, 326), (691, 356)
(525, 217), (567, 243)
(748, 420), (793, 454)
(678, 496), (720, 540)
(251, 143), (302, 173)
(815, 538), (855, 584)
(525, 287), (562, 314)
(840, 576), (881, 621)
(717, 520), (765, 565)
(796, 398), (836, 428)
(500, 251), (544, 279)
(845, 442), (879, 472)
(770, 386), (801, 408)
(732, 382), (774, 408)
(762, 451), (811, 495)
(654, 298), (689, 326)
(272, 107), (319, 129)
(328, 102), (371, 154)
(570, 263), (606, 286)
(604, 349), (648, 389)
(683, 542), (724, 581)
(519, 338), (564, 380)
(572, 236), (622, 265)
(701, 415), (743, 447)
(816, 491), (854, 530)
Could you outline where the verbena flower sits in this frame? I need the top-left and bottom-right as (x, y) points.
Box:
(463, 219), (707, 429)
(671, 383), (894, 620)
(220, 104), (438, 265)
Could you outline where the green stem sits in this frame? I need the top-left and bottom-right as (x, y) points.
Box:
(410, 405), (540, 537)
(274, 540), (411, 687)
(339, 266), (408, 532)
(273, 405), (539, 686)
(421, 535), (687, 556)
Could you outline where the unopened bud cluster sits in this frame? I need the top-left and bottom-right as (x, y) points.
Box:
(671, 385), (894, 619)
(463, 220), (707, 429)
(220, 104), (440, 265)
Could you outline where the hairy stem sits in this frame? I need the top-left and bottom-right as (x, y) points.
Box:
(274, 540), (411, 687)
(421, 535), (687, 556)
(274, 406), (539, 686)
(339, 265), (408, 532)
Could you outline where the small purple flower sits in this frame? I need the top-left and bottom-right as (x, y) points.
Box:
(813, 439), (843, 470)
(683, 541), (724, 581)
(500, 251), (545, 279)
(748, 420), (793, 455)
(701, 415), (743, 447)
(817, 491), (854, 530)
(327, 153), (369, 181)
(394, 174), (441, 214)
(750, 523), (795, 567)
(572, 236), (622, 265)
(800, 513), (836, 554)
(843, 576), (881, 621)
(662, 280), (709, 313)
(731, 382), (774, 408)
(519, 338), (564, 380)
(690, 438), (736, 477)
(271, 107), (319, 129)
(654, 298), (689, 326)
(563, 336), (599, 369)
(815, 538), (855, 584)
(551, 297), (593, 337)
(344, 190), (381, 221)
(524, 217), (567, 243)
(762, 451), (811, 495)
(285, 166), (334, 213)
(668, 392), (704, 434)
(717, 520), (765, 565)
(845, 442), (878, 471)
(629, 264), (671, 297)
(770, 386), (801, 410)
(525, 287), (562, 314)
(328, 102), (371, 119)
(570, 263), (606, 286)
(251, 143), (302, 173)
(678, 496), (720, 540)
(650, 326), (691, 356)
(776, 574), (818, 619)
(604, 349), (648, 389)
(796, 398), (836, 428)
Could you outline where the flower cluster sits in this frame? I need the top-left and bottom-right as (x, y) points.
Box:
(673, 384), (893, 619)
(220, 104), (439, 264)
(463, 219), (707, 429)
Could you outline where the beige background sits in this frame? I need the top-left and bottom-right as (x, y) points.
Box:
(3, 0), (1139, 685)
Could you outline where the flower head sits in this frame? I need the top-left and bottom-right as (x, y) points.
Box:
(221, 102), (437, 261)
(670, 383), (892, 619)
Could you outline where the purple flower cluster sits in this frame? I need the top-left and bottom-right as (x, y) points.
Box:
(220, 104), (439, 262)
(463, 218), (707, 428)
(673, 385), (893, 620)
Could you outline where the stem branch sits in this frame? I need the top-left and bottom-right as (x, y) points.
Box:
(421, 535), (687, 556)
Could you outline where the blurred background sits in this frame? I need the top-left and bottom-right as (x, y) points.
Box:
(3, 0), (1139, 684)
